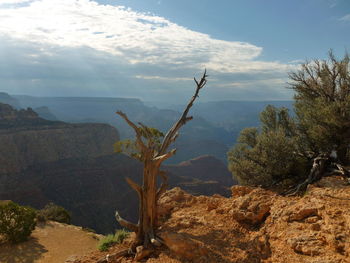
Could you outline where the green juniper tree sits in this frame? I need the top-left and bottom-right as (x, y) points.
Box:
(290, 51), (350, 164)
(228, 106), (307, 187)
(228, 52), (350, 193)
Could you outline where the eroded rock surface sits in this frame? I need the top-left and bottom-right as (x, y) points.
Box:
(144, 177), (350, 262)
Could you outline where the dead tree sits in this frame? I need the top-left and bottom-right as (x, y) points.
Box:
(114, 71), (207, 259)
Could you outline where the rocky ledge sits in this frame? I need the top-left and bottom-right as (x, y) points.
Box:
(77, 176), (350, 263)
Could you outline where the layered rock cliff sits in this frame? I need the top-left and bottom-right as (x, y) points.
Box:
(0, 154), (234, 234)
(0, 103), (234, 234)
(0, 103), (119, 174)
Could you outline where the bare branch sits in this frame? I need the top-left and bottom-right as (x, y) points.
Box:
(115, 211), (139, 232)
(116, 111), (147, 151)
(126, 177), (142, 199)
(156, 170), (169, 200)
(154, 149), (176, 163)
(159, 70), (207, 155)
(170, 132), (179, 143)
(116, 111), (139, 134)
(184, 116), (193, 123)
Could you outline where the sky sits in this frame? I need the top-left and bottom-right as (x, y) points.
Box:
(0, 0), (349, 103)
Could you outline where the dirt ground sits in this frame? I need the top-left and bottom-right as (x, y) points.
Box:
(0, 221), (101, 263)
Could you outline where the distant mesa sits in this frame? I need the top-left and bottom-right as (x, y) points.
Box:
(11, 94), (233, 163)
(0, 103), (38, 121)
(0, 92), (21, 109)
(169, 155), (236, 186)
(33, 106), (58, 121)
(0, 102), (120, 174)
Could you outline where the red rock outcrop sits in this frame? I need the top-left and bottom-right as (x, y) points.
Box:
(79, 176), (350, 263)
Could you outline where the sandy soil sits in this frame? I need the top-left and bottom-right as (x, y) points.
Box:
(0, 221), (101, 263)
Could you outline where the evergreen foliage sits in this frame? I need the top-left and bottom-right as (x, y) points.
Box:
(0, 201), (36, 243)
(228, 106), (308, 186)
(228, 52), (350, 187)
(290, 51), (350, 164)
(114, 126), (164, 161)
(37, 203), (71, 224)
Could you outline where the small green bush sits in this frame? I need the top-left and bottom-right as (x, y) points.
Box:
(0, 201), (36, 243)
(37, 203), (71, 224)
(115, 229), (129, 243)
(98, 234), (116, 251)
(98, 229), (129, 251)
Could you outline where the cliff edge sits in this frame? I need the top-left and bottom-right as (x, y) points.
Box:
(78, 176), (350, 263)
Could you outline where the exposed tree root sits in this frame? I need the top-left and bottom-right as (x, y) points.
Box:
(284, 154), (350, 196)
(97, 248), (129, 263)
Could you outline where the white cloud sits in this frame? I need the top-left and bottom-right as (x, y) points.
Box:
(328, 0), (338, 8)
(215, 78), (288, 89)
(288, 59), (304, 64)
(0, 0), (294, 74)
(339, 14), (350, 21)
(135, 75), (192, 81)
(0, 0), (300, 101)
(0, 0), (32, 4)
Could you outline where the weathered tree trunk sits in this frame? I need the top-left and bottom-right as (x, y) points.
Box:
(135, 160), (159, 247)
(115, 71), (208, 260)
(285, 153), (350, 196)
(284, 155), (327, 195)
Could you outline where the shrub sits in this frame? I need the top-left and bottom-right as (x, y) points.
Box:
(37, 203), (71, 224)
(228, 106), (309, 187)
(0, 201), (36, 243)
(98, 229), (129, 251)
(114, 229), (129, 243)
(98, 234), (116, 251)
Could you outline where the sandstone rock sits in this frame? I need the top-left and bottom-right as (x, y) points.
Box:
(288, 235), (325, 256)
(71, 176), (350, 263)
(231, 185), (254, 198)
(230, 188), (274, 226)
(247, 234), (272, 259)
(206, 198), (219, 211)
(311, 223), (321, 231)
(288, 207), (319, 222)
(160, 232), (208, 261)
(287, 203), (323, 222)
(158, 187), (193, 219)
(305, 216), (321, 224)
